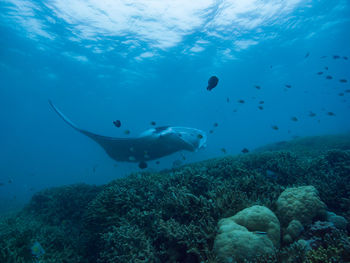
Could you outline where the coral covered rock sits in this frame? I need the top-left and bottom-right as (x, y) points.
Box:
(326, 211), (348, 230)
(283, 219), (304, 244)
(230, 205), (281, 247)
(276, 186), (326, 227)
(214, 205), (280, 262)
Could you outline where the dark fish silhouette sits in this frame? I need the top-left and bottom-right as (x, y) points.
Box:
(285, 84), (292, 88)
(327, 112), (335, 116)
(333, 55), (340, 59)
(213, 122), (218, 127)
(113, 120), (121, 127)
(138, 161), (147, 169)
(255, 85), (261, 90)
(241, 148), (249, 153)
(271, 125), (279, 130)
(343, 56), (348, 60)
(226, 97), (230, 103)
(317, 72), (323, 75)
(207, 76), (219, 91)
(259, 101), (264, 104)
(338, 93), (344, 96)
(291, 117), (298, 122)
(258, 106), (264, 110)
(221, 148), (227, 154)
(326, 75), (333, 80)
(238, 99), (245, 104)
(324, 66), (329, 70)
(309, 112), (316, 117)
(339, 79), (347, 83)
(305, 52), (310, 58)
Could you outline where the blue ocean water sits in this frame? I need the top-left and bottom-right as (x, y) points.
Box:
(0, 0), (349, 213)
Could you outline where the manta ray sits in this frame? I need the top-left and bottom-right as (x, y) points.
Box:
(49, 101), (207, 168)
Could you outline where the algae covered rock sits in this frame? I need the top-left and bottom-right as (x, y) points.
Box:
(230, 205), (280, 247)
(283, 219), (304, 244)
(214, 205), (279, 262)
(276, 186), (326, 227)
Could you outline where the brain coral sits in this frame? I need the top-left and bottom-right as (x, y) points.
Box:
(276, 186), (326, 227)
(214, 205), (280, 262)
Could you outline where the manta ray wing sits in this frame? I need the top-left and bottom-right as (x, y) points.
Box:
(49, 101), (193, 162)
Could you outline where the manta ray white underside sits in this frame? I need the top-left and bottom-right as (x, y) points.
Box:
(49, 101), (207, 166)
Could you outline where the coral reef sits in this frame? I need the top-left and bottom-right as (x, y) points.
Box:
(276, 186), (326, 227)
(0, 134), (349, 262)
(213, 205), (280, 262)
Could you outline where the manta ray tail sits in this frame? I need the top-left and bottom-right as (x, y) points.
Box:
(49, 100), (82, 132)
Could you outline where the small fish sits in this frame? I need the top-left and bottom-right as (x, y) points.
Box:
(291, 117), (298, 122)
(150, 121), (156, 126)
(339, 79), (347, 83)
(271, 125), (279, 130)
(343, 56), (348, 60)
(155, 161), (160, 165)
(327, 112), (335, 116)
(233, 109), (238, 112)
(238, 99), (245, 104)
(304, 52), (310, 58)
(259, 101), (264, 104)
(226, 97), (230, 103)
(241, 148), (249, 153)
(253, 231), (267, 235)
(285, 84), (292, 88)
(326, 75), (333, 80)
(317, 72), (323, 75)
(0, 183), (4, 186)
(31, 241), (45, 258)
(333, 55), (340, 59)
(113, 120), (121, 128)
(197, 134), (203, 139)
(320, 55), (327, 59)
(339, 93), (344, 96)
(345, 89), (350, 93)
(255, 85), (261, 90)
(324, 66), (329, 70)
(138, 161), (147, 169)
(258, 106), (264, 110)
(207, 76), (219, 91)
(124, 130), (130, 135)
(309, 112), (316, 117)
(213, 122), (218, 127)
(266, 169), (277, 179)
(8, 179), (13, 184)
(209, 130), (214, 134)
(221, 148), (227, 154)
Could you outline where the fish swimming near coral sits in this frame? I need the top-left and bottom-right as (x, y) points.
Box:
(49, 101), (207, 167)
(31, 241), (45, 259)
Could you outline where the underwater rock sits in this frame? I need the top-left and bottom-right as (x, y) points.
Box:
(276, 186), (327, 227)
(283, 219), (304, 244)
(214, 205), (280, 262)
(214, 220), (275, 262)
(326, 211), (348, 230)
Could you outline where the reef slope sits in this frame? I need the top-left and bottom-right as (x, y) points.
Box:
(1, 134), (350, 262)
